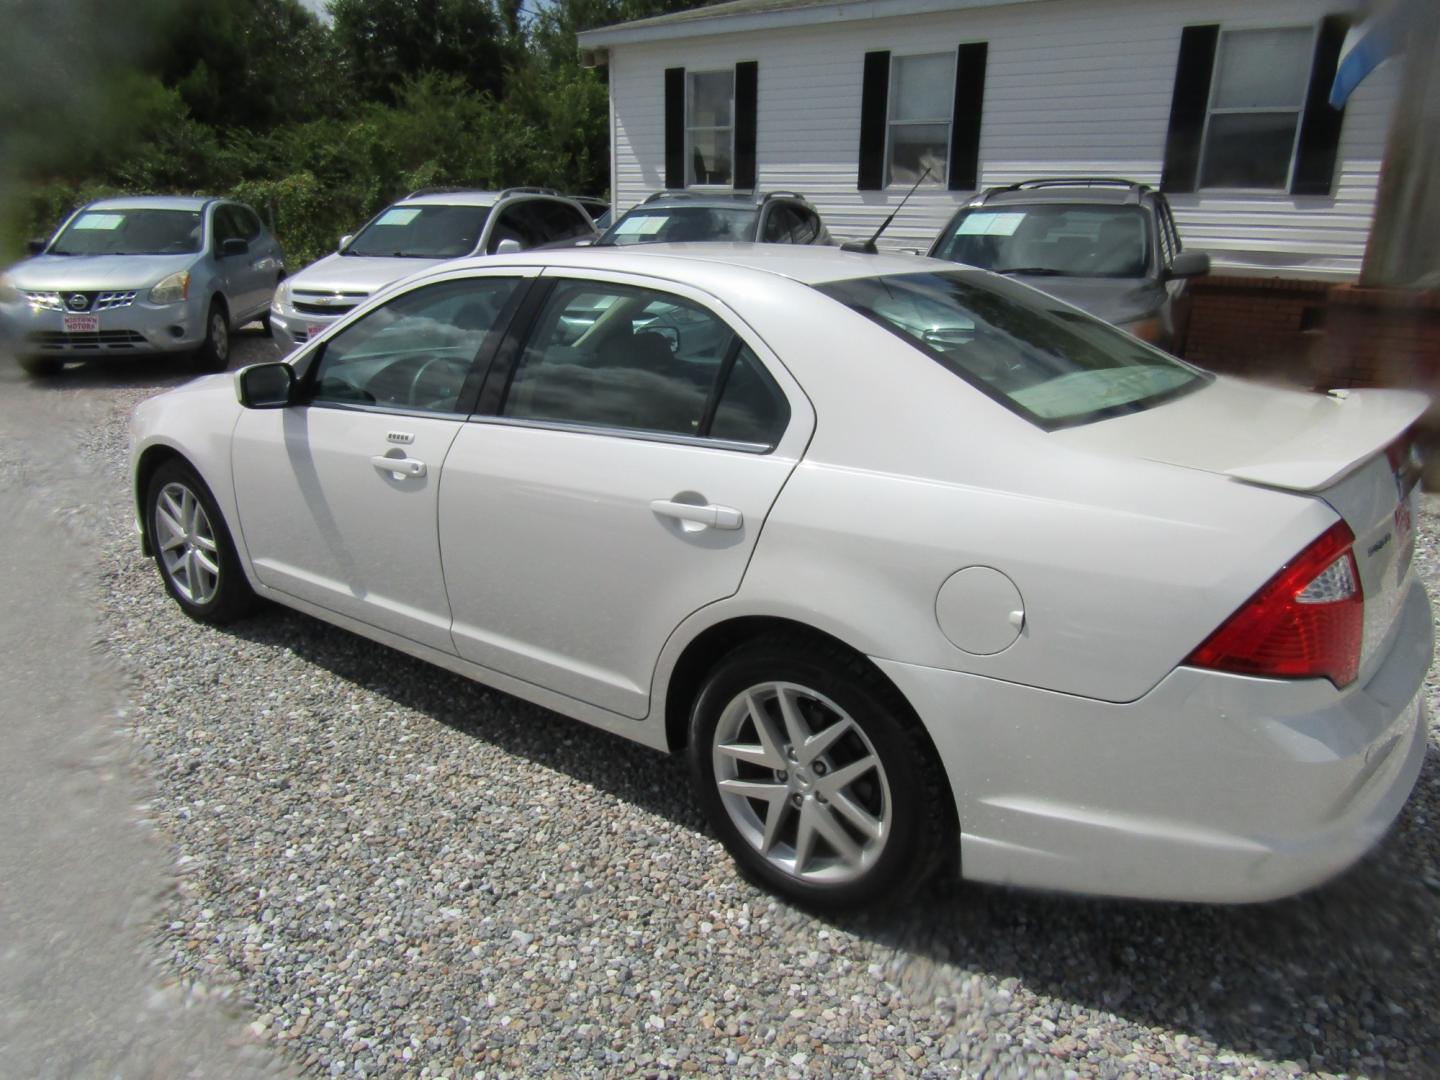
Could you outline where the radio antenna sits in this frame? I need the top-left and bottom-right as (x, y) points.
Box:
(841, 165), (933, 253)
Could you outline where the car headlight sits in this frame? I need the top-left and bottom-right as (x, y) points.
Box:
(0, 274), (18, 304)
(273, 278), (293, 306)
(1120, 315), (1163, 343)
(150, 270), (191, 305)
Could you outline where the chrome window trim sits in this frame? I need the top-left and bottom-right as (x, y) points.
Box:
(466, 412), (775, 455)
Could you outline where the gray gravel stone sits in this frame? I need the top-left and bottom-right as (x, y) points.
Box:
(23, 344), (1440, 1078)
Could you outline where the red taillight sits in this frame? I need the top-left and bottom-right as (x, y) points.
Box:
(1185, 520), (1363, 688)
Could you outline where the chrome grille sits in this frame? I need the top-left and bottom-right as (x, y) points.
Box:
(292, 291), (368, 318)
(95, 291), (137, 310)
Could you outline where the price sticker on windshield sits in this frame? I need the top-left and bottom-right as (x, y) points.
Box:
(957, 212), (1026, 237)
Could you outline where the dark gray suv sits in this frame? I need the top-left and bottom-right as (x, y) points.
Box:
(598, 191), (831, 247)
(928, 179), (1209, 354)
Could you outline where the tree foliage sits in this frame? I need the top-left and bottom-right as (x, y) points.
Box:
(1, 0), (701, 264)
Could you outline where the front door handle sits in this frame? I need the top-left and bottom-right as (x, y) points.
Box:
(372, 455), (427, 479)
(650, 499), (743, 531)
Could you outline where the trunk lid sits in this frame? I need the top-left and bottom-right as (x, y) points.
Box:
(1056, 376), (1427, 679)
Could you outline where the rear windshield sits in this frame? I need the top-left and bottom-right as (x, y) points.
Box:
(50, 209), (203, 256)
(346, 204), (490, 259)
(816, 270), (1207, 429)
(932, 205), (1152, 278)
(600, 207), (757, 246)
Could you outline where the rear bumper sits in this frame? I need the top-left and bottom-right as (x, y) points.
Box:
(876, 576), (1433, 903)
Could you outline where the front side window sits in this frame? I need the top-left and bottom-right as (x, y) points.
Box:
(309, 277), (517, 414)
(503, 280), (787, 446)
(345, 204), (491, 259)
(888, 52), (955, 186)
(50, 208), (203, 256)
(933, 205), (1152, 278)
(1200, 27), (1314, 189)
(817, 271), (1206, 428)
(687, 70), (735, 186)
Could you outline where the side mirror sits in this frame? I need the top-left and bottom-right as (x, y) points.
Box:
(338, 234), (353, 251)
(26, 238), (46, 255)
(235, 362), (296, 408)
(221, 237), (250, 258)
(495, 238), (523, 255)
(1166, 251), (1210, 279)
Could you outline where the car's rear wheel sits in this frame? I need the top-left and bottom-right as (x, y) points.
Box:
(146, 459), (256, 624)
(194, 300), (230, 372)
(18, 354), (61, 377)
(688, 634), (950, 910)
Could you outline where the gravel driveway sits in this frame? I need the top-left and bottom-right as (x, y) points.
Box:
(9, 339), (1440, 1078)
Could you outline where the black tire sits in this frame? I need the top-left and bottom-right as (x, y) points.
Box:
(688, 633), (951, 911)
(18, 353), (61, 377)
(194, 300), (231, 372)
(145, 458), (257, 624)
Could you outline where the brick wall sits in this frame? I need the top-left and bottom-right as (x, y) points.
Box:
(1182, 276), (1331, 385)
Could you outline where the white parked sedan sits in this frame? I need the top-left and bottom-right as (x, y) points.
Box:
(130, 245), (1432, 910)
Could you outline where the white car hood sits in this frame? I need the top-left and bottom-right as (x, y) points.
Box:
(288, 252), (444, 295)
(10, 253), (194, 291)
(1054, 376), (1427, 492)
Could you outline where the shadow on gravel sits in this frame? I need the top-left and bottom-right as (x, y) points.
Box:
(219, 604), (1438, 1077)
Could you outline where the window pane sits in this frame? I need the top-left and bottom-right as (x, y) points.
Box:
(1200, 112), (1299, 189)
(503, 282), (732, 437)
(311, 278), (515, 413)
(688, 128), (733, 186)
(1213, 28), (1312, 109)
(888, 123), (949, 185)
(710, 346), (790, 445)
(891, 53), (955, 121)
(349, 205), (490, 259)
(603, 207), (756, 245)
(687, 71), (733, 127)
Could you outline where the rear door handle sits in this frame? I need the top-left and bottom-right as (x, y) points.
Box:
(650, 499), (743, 530)
(372, 455), (427, 479)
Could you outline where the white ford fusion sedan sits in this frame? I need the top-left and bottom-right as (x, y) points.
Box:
(130, 245), (1432, 910)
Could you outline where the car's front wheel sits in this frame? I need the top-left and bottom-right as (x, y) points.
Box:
(689, 634), (950, 910)
(146, 459), (256, 624)
(194, 300), (230, 372)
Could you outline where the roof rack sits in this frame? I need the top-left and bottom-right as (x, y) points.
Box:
(760, 190), (808, 202)
(977, 177), (1151, 205)
(498, 186), (559, 198)
(405, 186), (476, 198)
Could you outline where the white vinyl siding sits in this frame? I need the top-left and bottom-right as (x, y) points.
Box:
(604, 0), (1398, 280)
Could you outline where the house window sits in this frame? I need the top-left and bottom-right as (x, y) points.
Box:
(687, 70), (734, 186)
(887, 52), (955, 185)
(1198, 27), (1315, 189)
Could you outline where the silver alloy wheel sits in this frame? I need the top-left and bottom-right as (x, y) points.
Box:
(712, 681), (891, 885)
(209, 310), (229, 363)
(154, 482), (221, 605)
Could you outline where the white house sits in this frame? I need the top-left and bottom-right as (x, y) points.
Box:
(578, 0), (1399, 281)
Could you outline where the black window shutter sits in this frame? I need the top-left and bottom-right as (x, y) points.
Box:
(857, 50), (890, 191)
(734, 61), (758, 190)
(1291, 14), (1352, 196)
(665, 67), (685, 189)
(948, 42), (988, 191)
(1160, 25), (1219, 193)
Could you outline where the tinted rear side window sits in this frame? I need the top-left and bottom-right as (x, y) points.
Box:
(817, 271), (1208, 429)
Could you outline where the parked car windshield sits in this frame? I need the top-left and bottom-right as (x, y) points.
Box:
(345, 204), (491, 259)
(49, 209), (204, 256)
(817, 270), (1206, 429)
(600, 207), (757, 246)
(932, 205), (1152, 278)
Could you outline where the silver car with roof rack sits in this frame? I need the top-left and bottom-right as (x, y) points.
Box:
(269, 187), (599, 348)
(927, 178), (1209, 354)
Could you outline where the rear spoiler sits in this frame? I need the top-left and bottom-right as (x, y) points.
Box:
(1224, 389), (1429, 492)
